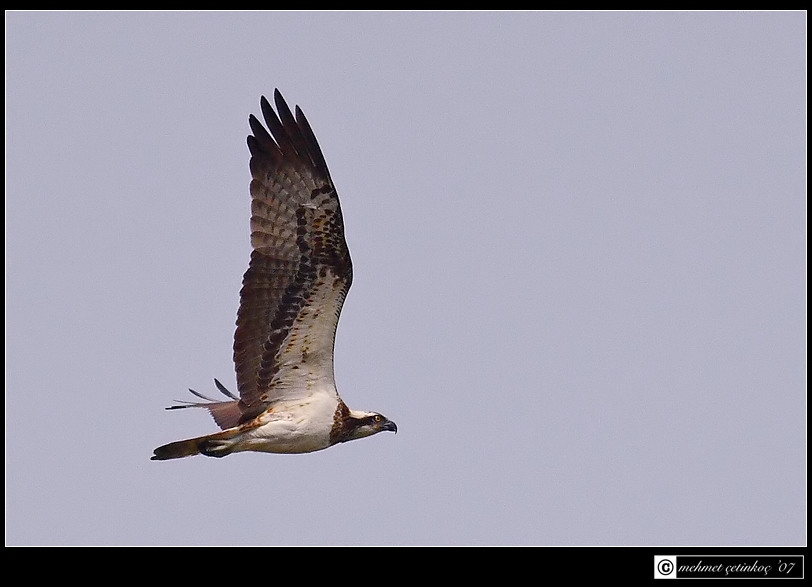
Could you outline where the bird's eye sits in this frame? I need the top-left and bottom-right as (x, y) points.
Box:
(373, 414), (382, 423)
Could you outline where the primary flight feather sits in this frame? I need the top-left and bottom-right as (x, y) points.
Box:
(152, 90), (396, 460)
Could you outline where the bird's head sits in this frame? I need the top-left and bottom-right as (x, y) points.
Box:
(341, 410), (397, 443)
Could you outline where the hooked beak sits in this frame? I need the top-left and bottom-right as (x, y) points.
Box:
(382, 419), (398, 434)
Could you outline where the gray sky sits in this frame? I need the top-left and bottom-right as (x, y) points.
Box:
(5, 11), (806, 546)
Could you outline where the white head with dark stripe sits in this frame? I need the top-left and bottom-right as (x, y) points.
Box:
(335, 409), (397, 444)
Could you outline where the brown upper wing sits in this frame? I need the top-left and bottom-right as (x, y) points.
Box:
(234, 90), (353, 422)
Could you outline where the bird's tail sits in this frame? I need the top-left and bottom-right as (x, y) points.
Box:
(151, 428), (243, 461)
(164, 379), (243, 430)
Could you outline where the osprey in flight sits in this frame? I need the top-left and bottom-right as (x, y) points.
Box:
(152, 91), (397, 460)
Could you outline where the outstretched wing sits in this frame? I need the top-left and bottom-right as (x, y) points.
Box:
(233, 90), (353, 423)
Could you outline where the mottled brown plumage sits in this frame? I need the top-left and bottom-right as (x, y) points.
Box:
(152, 91), (395, 460)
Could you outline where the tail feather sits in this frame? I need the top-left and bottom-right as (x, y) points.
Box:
(151, 428), (242, 461)
(164, 379), (243, 430)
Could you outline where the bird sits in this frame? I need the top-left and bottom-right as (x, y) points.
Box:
(152, 90), (397, 460)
